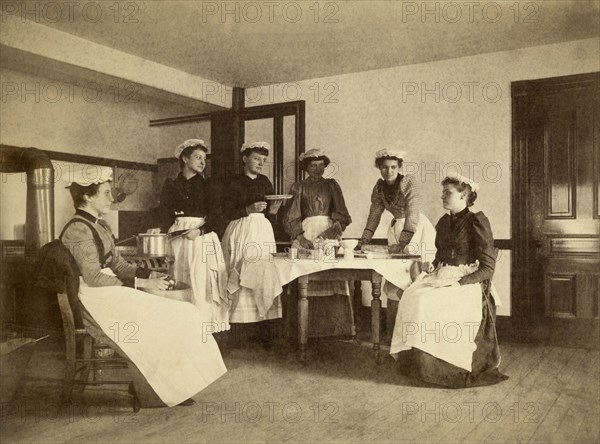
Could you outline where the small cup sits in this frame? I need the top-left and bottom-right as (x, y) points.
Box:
(288, 247), (298, 260)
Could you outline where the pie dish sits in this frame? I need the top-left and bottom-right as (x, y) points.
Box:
(264, 194), (293, 200)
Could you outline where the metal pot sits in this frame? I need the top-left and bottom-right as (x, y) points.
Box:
(137, 233), (169, 256)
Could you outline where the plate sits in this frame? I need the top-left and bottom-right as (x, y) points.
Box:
(264, 194), (293, 200)
(336, 253), (421, 260)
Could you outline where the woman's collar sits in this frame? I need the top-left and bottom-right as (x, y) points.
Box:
(75, 208), (100, 223)
(450, 206), (470, 218)
(382, 175), (401, 187)
(177, 171), (201, 181)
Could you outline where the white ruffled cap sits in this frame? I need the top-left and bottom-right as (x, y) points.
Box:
(444, 172), (480, 193)
(374, 149), (406, 160)
(299, 148), (327, 161)
(241, 141), (271, 154)
(174, 139), (207, 159)
(69, 165), (113, 187)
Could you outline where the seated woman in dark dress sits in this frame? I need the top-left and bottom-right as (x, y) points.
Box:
(390, 173), (507, 388)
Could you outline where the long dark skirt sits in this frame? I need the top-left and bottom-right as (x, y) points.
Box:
(397, 282), (508, 388)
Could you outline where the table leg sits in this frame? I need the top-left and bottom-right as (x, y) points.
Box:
(353, 280), (362, 335)
(371, 272), (383, 364)
(282, 283), (297, 341)
(298, 275), (309, 363)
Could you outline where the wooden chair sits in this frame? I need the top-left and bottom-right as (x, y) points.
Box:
(31, 235), (142, 411)
(56, 291), (140, 411)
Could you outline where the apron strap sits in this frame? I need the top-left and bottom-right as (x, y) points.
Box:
(59, 218), (110, 267)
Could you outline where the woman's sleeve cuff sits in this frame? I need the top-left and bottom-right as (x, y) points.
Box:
(135, 268), (152, 279)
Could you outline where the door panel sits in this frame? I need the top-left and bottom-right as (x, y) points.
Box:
(283, 115), (297, 193)
(544, 272), (577, 318)
(545, 110), (576, 218)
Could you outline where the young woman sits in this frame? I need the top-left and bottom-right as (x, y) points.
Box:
(358, 149), (436, 337)
(221, 142), (285, 329)
(61, 166), (226, 407)
(390, 173), (507, 388)
(157, 139), (229, 333)
(282, 148), (354, 337)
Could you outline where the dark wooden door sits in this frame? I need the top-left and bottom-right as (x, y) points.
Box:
(513, 73), (599, 348)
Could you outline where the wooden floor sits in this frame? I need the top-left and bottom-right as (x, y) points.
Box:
(1, 339), (599, 443)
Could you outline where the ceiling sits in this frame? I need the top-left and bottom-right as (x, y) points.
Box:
(10, 0), (600, 87)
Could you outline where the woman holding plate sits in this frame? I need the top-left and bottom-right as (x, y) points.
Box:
(221, 142), (285, 342)
(282, 148), (354, 338)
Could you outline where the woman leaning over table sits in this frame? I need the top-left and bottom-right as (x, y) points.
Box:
(155, 139), (229, 334)
(282, 148), (355, 338)
(60, 167), (226, 408)
(390, 173), (507, 388)
(221, 142), (285, 345)
(357, 149), (436, 338)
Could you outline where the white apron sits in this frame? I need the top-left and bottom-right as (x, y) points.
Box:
(390, 265), (499, 371)
(78, 278), (227, 407)
(291, 216), (349, 297)
(222, 213), (282, 323)
(384, 213), (437, 300)
(169, 217), (230, 333)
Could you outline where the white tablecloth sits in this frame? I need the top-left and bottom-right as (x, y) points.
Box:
(240, 253), (419, 316)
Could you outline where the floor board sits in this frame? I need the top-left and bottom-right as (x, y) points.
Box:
(1, 339), (598, 443)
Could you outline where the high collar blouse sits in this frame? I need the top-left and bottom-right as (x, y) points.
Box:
(433, 207), (497, 285)
(222, 174), (276, 224)
(158, 172), (222, 232)
(282, 178), (352, 240)
(159, 173), (209, 218)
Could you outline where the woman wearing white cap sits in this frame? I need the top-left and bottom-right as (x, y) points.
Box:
(60, 166), (226, 408)
(282, 149), (354, 338)
(156, 139), (230, 334)
(390, 173), (507, 387)
(221, 142), (285, 341)
(358, 149), (436, 338)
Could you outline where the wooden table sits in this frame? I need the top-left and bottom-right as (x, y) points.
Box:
(297, 268), (384, 363)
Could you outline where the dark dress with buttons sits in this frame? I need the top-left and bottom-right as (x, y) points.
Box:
(222, 174), (276, 226)
(397, 208), (508, 388)
(157, 173), (220, 234)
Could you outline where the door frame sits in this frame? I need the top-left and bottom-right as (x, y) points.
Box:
(240, 101), (306, 193)
(511, 72), (600, 341)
